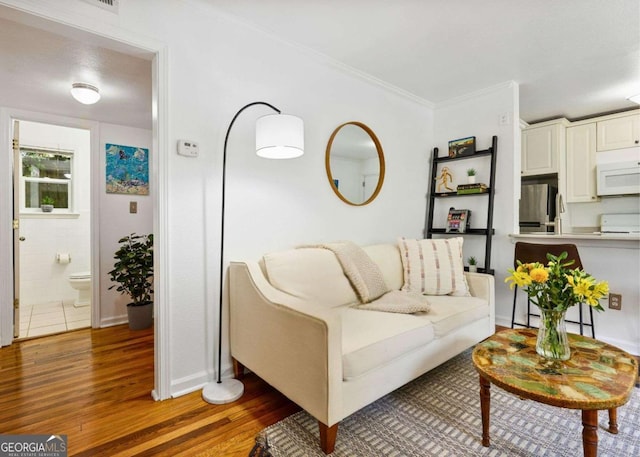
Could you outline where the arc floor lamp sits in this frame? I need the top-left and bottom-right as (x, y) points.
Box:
(202, 101), (304, 404)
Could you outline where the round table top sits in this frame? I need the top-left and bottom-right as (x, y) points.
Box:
(472, 329), (637, 410)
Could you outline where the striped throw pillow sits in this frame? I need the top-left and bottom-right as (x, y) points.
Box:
(398, 237), (470, 296)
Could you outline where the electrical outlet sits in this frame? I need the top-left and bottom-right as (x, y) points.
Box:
(608, 293), (622, 310)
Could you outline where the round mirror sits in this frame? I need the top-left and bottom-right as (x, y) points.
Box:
(325, 122), (385, 206)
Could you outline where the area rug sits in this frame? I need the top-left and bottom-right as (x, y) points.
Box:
(253, 350), (640, 456)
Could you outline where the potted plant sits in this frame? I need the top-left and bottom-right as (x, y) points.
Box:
(468, 256), (478, 273)
(466, 168), (477, 184)
(108, 233), (154, 330)
(41, 195), (54, 212)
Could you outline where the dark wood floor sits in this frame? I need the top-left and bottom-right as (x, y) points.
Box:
(0, 325), (299, 456)
(1, 325), (636, 456)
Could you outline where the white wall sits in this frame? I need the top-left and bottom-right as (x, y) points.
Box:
(99, 123), (153, 327)
(569, 197), (640, 229)
(434, 82), (520, 325)
(577, 243), (639, 355)
(0, 0), (434, 396)
(196, 5), (435, 395)
(18, 121), (91, 306)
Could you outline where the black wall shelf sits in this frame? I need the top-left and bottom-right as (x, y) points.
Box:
(424, 136), (498, 275)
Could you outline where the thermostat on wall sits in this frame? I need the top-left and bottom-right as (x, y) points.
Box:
(177, 139), (199, 157)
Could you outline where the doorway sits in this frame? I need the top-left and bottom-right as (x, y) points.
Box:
(0, 4), (168, 400)
(13, 119), (92, 339)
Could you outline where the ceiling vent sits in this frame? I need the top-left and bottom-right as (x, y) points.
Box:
(81, 0), (119, 13)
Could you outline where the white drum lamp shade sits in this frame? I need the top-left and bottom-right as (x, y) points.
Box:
(256, 114), (304, 159)
(70, 83), (100, 105)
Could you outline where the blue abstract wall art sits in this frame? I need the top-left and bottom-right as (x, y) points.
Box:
(105, 143), (149, 195)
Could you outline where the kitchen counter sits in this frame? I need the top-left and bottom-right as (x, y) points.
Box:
(509, 232), (640, 248)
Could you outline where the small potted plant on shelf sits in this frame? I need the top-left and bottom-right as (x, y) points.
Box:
(468, 256), (478, 273)
(41, 196), (54, 212)
(108, 233), (154, 330)
(466, 168), (477, 184)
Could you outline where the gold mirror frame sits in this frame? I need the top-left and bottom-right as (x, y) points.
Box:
(325, 121), (386, 206)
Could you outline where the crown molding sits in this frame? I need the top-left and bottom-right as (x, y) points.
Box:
(188, 0), (435, 109)
(435, 81), (518, 110)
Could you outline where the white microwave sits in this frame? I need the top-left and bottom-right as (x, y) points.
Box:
(596, 161), (640, 196)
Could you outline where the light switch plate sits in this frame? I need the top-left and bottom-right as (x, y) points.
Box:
(499, 112), (511, 125)
(177, 139), (199, 157)
(129, 201), (137, 214)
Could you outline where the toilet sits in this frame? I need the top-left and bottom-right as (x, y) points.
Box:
(68, 271), (91, 307)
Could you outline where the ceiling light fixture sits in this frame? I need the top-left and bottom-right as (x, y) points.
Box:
(70, 83), (101, 104)
(627, 94), (640, 105)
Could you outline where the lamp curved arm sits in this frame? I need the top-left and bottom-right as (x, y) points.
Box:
(217, 101), (280, 383)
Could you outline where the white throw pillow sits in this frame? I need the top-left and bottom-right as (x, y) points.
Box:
(398, 237), (470, 296)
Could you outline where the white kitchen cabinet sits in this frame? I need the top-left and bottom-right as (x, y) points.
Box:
(566, 123), (598, 203)
(522, 120), (566, 176)
(596, 112), (640, 151)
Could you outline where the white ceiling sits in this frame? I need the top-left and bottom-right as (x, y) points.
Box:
(0, 7), (152, 129)
(0, 1), (637, 129)
(208, 0), (640, 122)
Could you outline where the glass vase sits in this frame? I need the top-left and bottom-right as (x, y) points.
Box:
(536, 307), (570, 361)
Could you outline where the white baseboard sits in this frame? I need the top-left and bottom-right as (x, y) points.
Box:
(99, 315), (128, 327)
(170, 370), (210, 398)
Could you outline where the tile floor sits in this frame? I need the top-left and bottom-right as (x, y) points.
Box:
(19, 300), (91, 339)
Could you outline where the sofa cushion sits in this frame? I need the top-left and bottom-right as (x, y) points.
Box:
(362, 244), (404, 291)
(398, 237), (470, 296)
(341, 307), (435, 380)
(421, 295), (489, 337)
(355, 291), (431, 314)
(263, 248), (358, 307)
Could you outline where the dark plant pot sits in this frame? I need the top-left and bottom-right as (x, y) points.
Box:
(41, 204), (53, 212)
(127, 302), (153, 330)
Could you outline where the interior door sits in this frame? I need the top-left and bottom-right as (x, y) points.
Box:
(12, 120), (20, 338)
(363, 173), (379, 202)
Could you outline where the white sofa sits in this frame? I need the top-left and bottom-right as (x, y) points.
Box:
(229, 242), (495, 454)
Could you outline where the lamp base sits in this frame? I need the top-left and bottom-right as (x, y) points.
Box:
(202, 379), (244, 404)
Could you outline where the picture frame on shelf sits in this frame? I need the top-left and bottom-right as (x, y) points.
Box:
(446, 207), (471, 233)
(448, 136), (476, 158)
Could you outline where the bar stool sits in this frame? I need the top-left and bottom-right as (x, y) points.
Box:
(510, 242), (596, 338)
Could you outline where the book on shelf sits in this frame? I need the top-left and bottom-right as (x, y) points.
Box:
(457, 183), (488, 194)
(457, 183), (487, 190)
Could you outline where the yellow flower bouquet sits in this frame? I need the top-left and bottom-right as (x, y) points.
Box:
(505, 251), (608, 360)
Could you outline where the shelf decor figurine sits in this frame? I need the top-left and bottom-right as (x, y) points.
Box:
(448, 136), (476, 158)
(436, 166), (454, 192)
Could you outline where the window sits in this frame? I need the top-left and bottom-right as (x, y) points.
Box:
(20, 147), (73, 212)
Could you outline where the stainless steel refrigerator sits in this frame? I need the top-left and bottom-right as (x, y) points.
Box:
(519, 184), (557, 233)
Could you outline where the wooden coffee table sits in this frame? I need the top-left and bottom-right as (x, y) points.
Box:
(472, 329), (637, 457)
